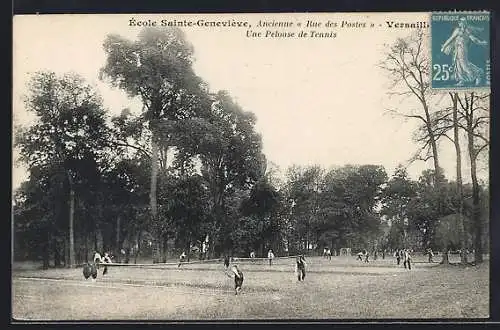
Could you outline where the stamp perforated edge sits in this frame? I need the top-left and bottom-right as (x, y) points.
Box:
(428, 10), (491, 91)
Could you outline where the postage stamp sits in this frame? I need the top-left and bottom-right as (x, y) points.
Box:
(430, 12), (490, 90)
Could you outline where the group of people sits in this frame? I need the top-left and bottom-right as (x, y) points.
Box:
(394, 249), (412, 270)
(82, 251), (113, 281)
(356, 250), (370, 263)
(354, 249), (413, 270)
(322, 248), (332, 260)
(220, 250), (308, 295)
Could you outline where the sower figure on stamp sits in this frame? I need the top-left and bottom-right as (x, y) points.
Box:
(441, 17), (488, 86)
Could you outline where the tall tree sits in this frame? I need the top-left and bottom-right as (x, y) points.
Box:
(433, 93), (468, 264)
(100, 27), (207, 262)
(15, 71), (110, 267)
(456, 92), (489, 264)
(380, 166), (417, 249)
(171, 90), (266, 255)
(380, 30), (444, 183)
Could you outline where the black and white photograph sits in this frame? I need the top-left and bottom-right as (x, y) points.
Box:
(12, 12), (491, 320)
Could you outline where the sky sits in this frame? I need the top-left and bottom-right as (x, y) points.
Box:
(12, 12), (489, 190)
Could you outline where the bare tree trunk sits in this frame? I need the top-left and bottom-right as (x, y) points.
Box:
(162, 238), (168, 263)
(463, 93), (483, 264)
(441, 248), (449, 265)
(84, 233), (88, 263)
(450, 93), (467, 264)
(43, 229), (50, 269)
(423, 104), (442, 181)
(134, 231), (142, 264)
(150, 137), (161, 263)
(68, 186), (75, 268)
(469, 145), (482, 264)
(54, 238), (61, 267)
(116, 216), (121, 263)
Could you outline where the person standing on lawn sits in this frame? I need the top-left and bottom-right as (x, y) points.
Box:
(395, 249), (401, 265)
(403, 249), (412, 270)
(228, 264), (244, 295)
(295, 255), (307, 281)
(268, 249), (275, 266)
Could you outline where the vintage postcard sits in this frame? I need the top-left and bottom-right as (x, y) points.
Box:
(12, 12), (490, 321)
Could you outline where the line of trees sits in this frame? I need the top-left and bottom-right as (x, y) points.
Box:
(13, 28), (489, 268)
(380, 30), (490, 264)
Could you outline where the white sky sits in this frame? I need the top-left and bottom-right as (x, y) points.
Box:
(12, 13), (489, 190)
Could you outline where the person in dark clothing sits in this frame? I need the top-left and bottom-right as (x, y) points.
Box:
(395, 250), (401, 265)
(223, 255), (230, 270)
(427, 248), (434, 263)
(102, 252), (112, 275)
(83, 262), (98, 281)
(403, 249), (412, 270)
(229, 265), (244, 295)
(363, 250), (369, 263)
(295, 255), (307, 281)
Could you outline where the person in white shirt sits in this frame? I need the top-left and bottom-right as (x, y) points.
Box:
(102, 252), (112, 275)
(403, 249), (412, 270)
(357, 251), (364, 261)
(326, 248), (332, 260)
(227, 264), (244, 295)
(178, 251), (187, 267)
(93, 251), (103, 269)
(267, 249), (275, 266)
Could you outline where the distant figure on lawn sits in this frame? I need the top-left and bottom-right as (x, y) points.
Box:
(295, 255), (307, 281)
(93, 251), (103, 268)
(82, 262), (98, 281)
(357, 251), (364, 261)
(268, 249), (275, 266)
(323, 248), (328, 258)
(326, 248), (332, 260)
(223, 255), (230, 270)
(178, 251), (187, 267)
(395, 249), (401, 265)
(427, 248), (434, 263)
(102, 252), (112, 275)
(403, 249), (412, 270)
(250, 251), (256, 259)
(229, 264), (244, 295)
(363, 249), (369, 263)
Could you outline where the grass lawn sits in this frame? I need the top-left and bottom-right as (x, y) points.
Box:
(11, 255), (489, 320)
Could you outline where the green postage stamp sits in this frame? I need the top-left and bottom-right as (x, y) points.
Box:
(430, 12), (490, 90)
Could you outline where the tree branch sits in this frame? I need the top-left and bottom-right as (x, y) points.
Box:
(111, 140), (151, 159)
